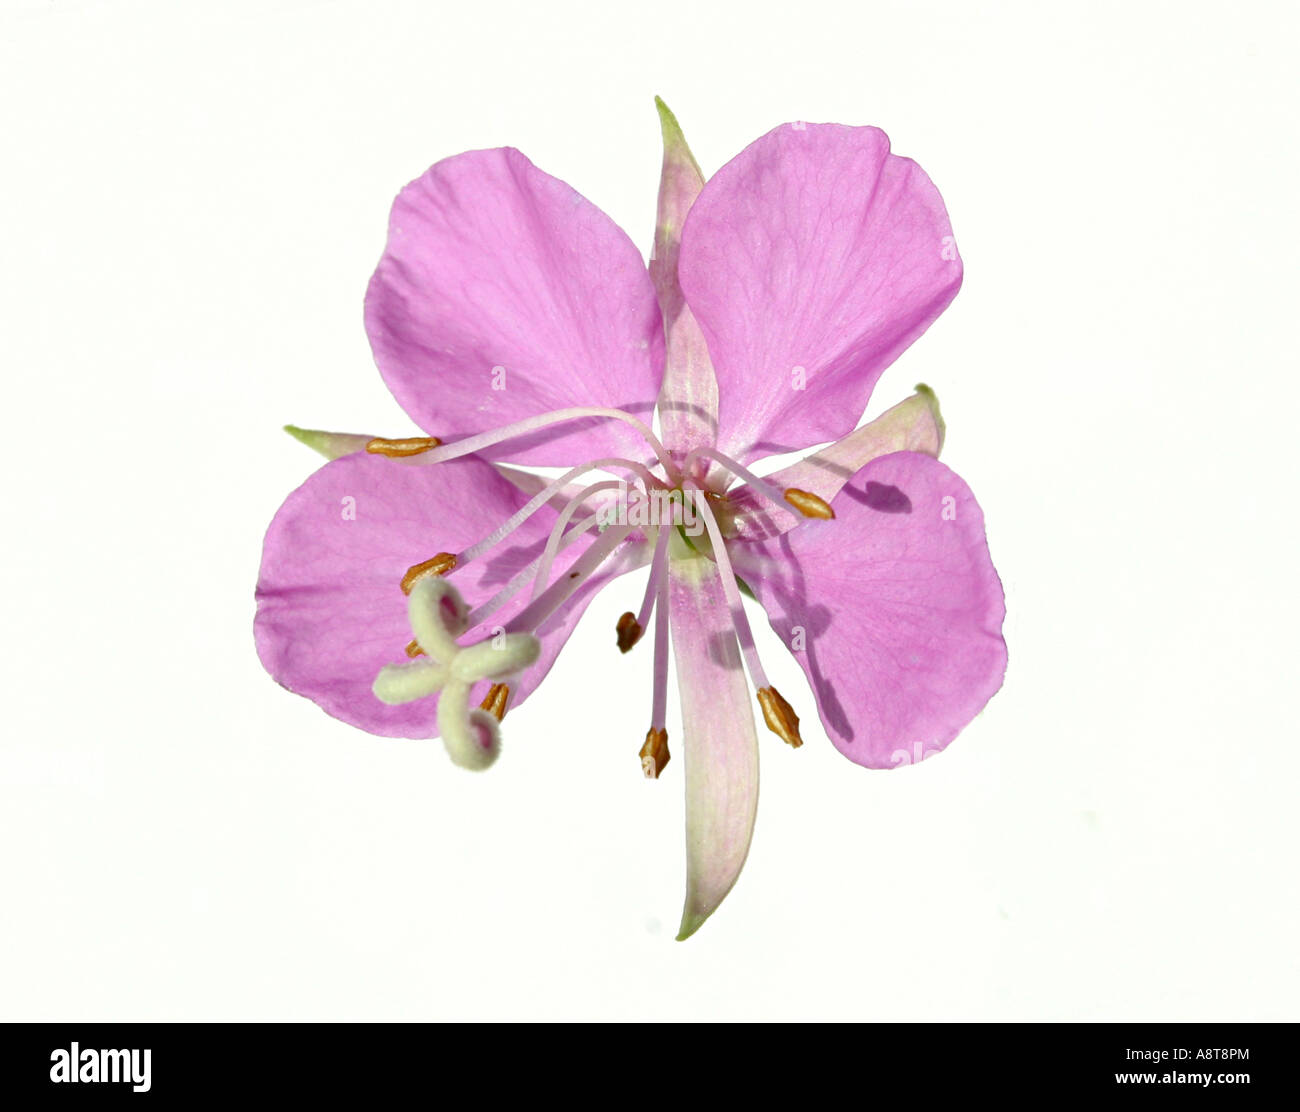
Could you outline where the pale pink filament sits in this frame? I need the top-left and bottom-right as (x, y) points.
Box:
(683, 446), (789, 510)
(632, 521), (673, 635)
(505, 523), (634, 635)
(459, 458), (663, 567)
(413, 406), (680, 481)
(650, 545), (671, 732)
(530, 481), (623, 602)
(689, 486), (771, 691)
(466, 513), (600, 629)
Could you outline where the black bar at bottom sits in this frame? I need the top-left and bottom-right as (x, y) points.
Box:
(0, 1022), (1288, 1098)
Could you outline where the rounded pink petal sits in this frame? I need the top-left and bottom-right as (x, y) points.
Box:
(730, 451), (1006, 768)
(678, 124), (963, 464)
(255, 453), (638, 738)
(365, 148), (665, 467)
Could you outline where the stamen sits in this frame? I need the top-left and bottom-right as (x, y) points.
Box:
(479, 683), (510, 722)
(529, 481), (623, 601)
(401, 552), (457, 594)
(366, 435), (441, 458)
(505, 524), (634, 635)
(616, 612), (642, 653)
(618, 521), (673, 653)
(640, 727), (670, 779)
(783, 488), (836, 520)
(685, 447), (835, 521)
(459, 459), (661, 569)
(684, 446), (785, 505)
(689, 488), (772, 692)
(465, 513), (600, 629)
(404, 639), (424, 658)
(692, 490), (808, 745)
(410, 406), (681, 483)
(757, 686), (804, 748)
(650, 544), (670, 733)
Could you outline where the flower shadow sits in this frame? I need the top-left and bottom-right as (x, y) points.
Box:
(736, 532), (853, 743)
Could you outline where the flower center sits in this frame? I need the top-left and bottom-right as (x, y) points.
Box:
(370, 405), (833, 769)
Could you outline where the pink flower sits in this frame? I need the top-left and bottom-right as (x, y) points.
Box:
(255, 101), (1006, 939)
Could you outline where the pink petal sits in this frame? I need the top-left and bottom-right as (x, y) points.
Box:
(255, 453), (641, 738)
(649, 99), (719, 467)
(727, 387), (945, 541)
(365, 148), (665, 467)
(669, 558), (760, 940)
(678, 124), (963, 464)
(730, 451), (1006, 769)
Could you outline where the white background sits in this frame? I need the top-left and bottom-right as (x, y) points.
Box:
(2, 0), (1297, 1021)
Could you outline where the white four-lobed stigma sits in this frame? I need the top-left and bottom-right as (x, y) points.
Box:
(372, 576), (540, 770)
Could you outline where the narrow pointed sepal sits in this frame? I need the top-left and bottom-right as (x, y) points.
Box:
(283, 425), (372, 460)
(911, 382), (946, 453)
(727, 388), (947, 539)
(669, 556), (760, 940)
(652, 97), (704, 234)
(650, 98), (719, 466)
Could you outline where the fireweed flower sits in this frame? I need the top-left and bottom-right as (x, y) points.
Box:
(255, 101), (1006, 939)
